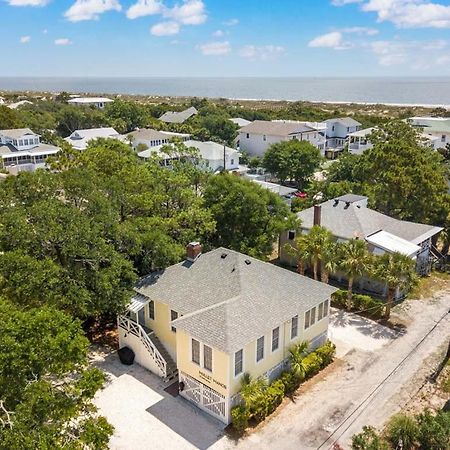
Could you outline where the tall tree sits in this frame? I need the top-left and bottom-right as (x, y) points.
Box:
(363, 121), (449, 225)
(0, 299), (112, 449)
(304, 225), (335, 281)
(203, 173), (295, 258)
(338, 239), (371, 302)
(371, 252), (417, 319)
(263, 140), (322, 189)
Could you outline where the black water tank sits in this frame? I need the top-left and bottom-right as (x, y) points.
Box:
(118, 346), (135, 365)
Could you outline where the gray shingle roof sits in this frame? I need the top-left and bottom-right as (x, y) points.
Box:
(298, 198), (442, 244)
(239, 120), (315, 136)
(159, 107), (198, 124)
(0, 128), (36, 139)
(136, 248), (336, 353)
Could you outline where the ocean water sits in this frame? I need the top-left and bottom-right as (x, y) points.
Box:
(1, 77), (450, 106)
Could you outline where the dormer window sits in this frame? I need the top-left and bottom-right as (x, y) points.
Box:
(19, 140), (23, 146)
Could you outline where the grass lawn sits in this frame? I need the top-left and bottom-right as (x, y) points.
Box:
(409, 271), (450, 300)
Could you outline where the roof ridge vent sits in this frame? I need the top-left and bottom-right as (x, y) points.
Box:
(333, 199), (339, 206)
(344, 201), (351, 209)
(221, 253), (228, 259)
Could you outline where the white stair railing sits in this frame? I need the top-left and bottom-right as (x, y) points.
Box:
(118, 315), (167, 376)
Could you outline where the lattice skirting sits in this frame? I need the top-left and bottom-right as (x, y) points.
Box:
(179, 372), (229, 423)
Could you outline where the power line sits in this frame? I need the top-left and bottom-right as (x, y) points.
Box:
(315, 309), (450, 450)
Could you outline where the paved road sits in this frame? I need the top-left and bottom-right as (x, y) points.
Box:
(214, 291), (450, 450)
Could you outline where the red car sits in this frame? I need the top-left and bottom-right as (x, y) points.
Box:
(294, 191), (307, 198)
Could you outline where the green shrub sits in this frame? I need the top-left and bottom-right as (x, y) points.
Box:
(385, 414), (418, 450)
(279, 370), (299, 394)
(302, 352), (323, 378)
(266, 380), (285, 414)
(352, 426), (389, 450)
(331, 289), (347, 308)
(315, 341), (336, 368)
(248, 394), (269, 422)
(231, 405), (249, 433)
(416, 410), (450, 450)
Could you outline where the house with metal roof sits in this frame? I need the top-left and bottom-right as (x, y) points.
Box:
(238, 120), (326, 157)
(408, 117), (450, 149)
(279, 194), (443, 295)
(0, 128), (59, 174)
(159, 106), (198, 124)
(67, 97), (113, 109)
(118, 244), (336, 423)
(64, 127), (124, 150)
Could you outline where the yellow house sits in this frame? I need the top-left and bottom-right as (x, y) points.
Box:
(118, 243), (336, 424)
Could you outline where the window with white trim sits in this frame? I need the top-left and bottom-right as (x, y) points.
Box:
(234, 349), (243, 376)
(272, 327), (279, 351)
(310, 307), (316, 326)
(192, 339), (200, 365)
(304, 310), (311, 329)
(256, 336), (264, 362)
(148, 300), (155, 320)
(203, 345), (212, 371)
(288, 230), (296, 240)
(291, 315), (298, 339)
(323, 300), (329, 317)
(318, 302), (324, 321)
(170, 310), (178, 332)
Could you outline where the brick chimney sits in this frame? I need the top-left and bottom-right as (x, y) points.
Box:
(313, 205), (321, 227)
(186, 242), (202, 262)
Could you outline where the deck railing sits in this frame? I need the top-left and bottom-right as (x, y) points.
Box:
(118, 315), (167, 376)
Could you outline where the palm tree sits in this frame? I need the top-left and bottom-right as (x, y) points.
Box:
(240, 373), (268, 406)
(284, 234), (311, 275)
(305, 226), (335, 281)
(321, 241), (340, 284)
(338, 239), (370, 303)
(371, 252), (418, 319)
(289, 341), (309, 381)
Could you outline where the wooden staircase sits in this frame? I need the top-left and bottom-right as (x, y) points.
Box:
(118, 315), (178, 383)
(147, 333), (179, 382)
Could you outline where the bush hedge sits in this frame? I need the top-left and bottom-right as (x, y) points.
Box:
(331, 289), (385, 320)
(231, 341), (336, 433)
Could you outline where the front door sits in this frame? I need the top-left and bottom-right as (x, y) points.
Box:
(137, 307), (145, 326)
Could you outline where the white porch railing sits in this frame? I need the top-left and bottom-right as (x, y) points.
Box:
(118, 315), (167, 376)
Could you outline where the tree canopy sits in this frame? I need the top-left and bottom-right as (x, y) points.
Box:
(262, 140), (322, 189)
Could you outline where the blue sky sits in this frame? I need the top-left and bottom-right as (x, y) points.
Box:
(1, 0), (450, 77)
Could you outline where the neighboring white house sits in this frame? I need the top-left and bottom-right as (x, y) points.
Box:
(138, 139), (239, 172)
(408, 117), (450, 149)
(64, 127), (124, 151)
(324, 117), (362, 158)
(7, 100), (33, 109)
(0, 128), (59, 174)
(128, 128), (190, 150)
(238, 120), (326, 157)
(68, 97), (113, 109)
(347, 126), (441, 155)
(159, 107), (198, 124)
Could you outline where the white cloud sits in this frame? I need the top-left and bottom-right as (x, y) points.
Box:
(334, 0), (450, 29)
(370, 39), (450, 68)
(64, 0), (122, 22)
(7, 0), (50, 5)
(223, 18), (239, 26)
(308, 31), (352, 50)
(126, 0), (163, 19)
(151, 21), (180, 35)
(213, 29), (224, 37)
(239, 45), (285, 61)
(199, 41), (231, 56)
(19, 35), (31, 43)
(54, 38), (72, 45)
(167, 0), (206, 25)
